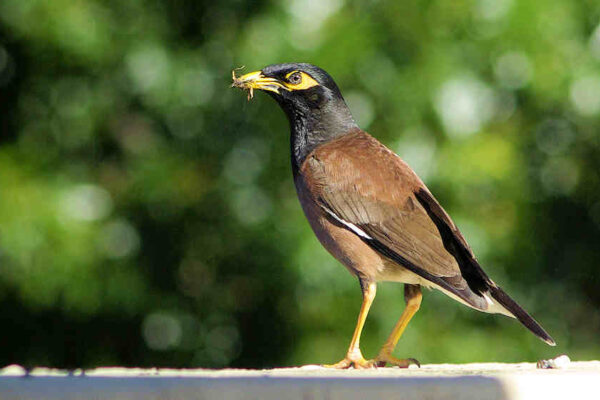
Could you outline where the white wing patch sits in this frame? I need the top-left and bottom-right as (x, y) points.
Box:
(320, 204), (515, 318)
(322, 206), (373, 239)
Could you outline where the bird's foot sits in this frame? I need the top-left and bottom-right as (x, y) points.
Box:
(371, 353), (420, 368)
(323, 350), (376, 369)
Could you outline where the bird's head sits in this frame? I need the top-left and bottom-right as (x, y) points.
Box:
(232, 63), (353, 123)
(232, 63), (357, 168)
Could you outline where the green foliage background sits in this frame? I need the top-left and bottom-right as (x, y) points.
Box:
(1, 0), (599, 368)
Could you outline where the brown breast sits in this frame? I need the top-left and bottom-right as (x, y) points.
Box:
(294, 170), (388, 281)
(293, 129), (436, 283)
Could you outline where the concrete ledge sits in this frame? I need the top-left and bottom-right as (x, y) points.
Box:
(1, 361), (599, 400)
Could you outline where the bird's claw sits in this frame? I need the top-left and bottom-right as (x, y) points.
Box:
(323, 353), (378, 369)
(372, 354), (420, 368)
(323, 353), (419, 369)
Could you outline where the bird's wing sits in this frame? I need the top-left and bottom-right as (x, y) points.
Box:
(302, 131), (492, 308)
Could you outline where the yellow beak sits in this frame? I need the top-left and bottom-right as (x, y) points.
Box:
(231, 70), (286, 100)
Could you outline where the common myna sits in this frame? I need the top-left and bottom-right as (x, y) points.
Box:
(232, 63), (555, 369)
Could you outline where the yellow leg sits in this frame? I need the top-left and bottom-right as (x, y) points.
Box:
(324, 281), (376, 369)
(374, 284), (422, 368)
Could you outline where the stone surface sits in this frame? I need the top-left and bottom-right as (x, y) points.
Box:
(1, 361), (599, 400)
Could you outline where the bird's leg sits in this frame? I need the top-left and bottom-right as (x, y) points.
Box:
(324, 280), (376, 369)
(372, 284), (422, 368)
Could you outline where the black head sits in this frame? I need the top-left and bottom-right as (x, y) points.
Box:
(260, 63), (342, 106)
(232, 63), (357, 169)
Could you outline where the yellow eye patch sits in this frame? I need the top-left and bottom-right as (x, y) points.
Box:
(283, 71), (320, 90)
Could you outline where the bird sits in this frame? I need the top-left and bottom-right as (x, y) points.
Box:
(232, 63), (555, 369)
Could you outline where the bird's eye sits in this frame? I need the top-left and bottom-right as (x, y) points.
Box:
(288, 72), (302, 84)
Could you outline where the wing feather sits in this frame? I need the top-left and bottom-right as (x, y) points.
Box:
(302, 130), (492, 308)
(299, 130), (556, 344)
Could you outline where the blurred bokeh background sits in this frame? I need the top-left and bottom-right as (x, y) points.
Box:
(1, 0), (599, 369)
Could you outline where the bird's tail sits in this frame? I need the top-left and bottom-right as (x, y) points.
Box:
(488, 285), (556, 346)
